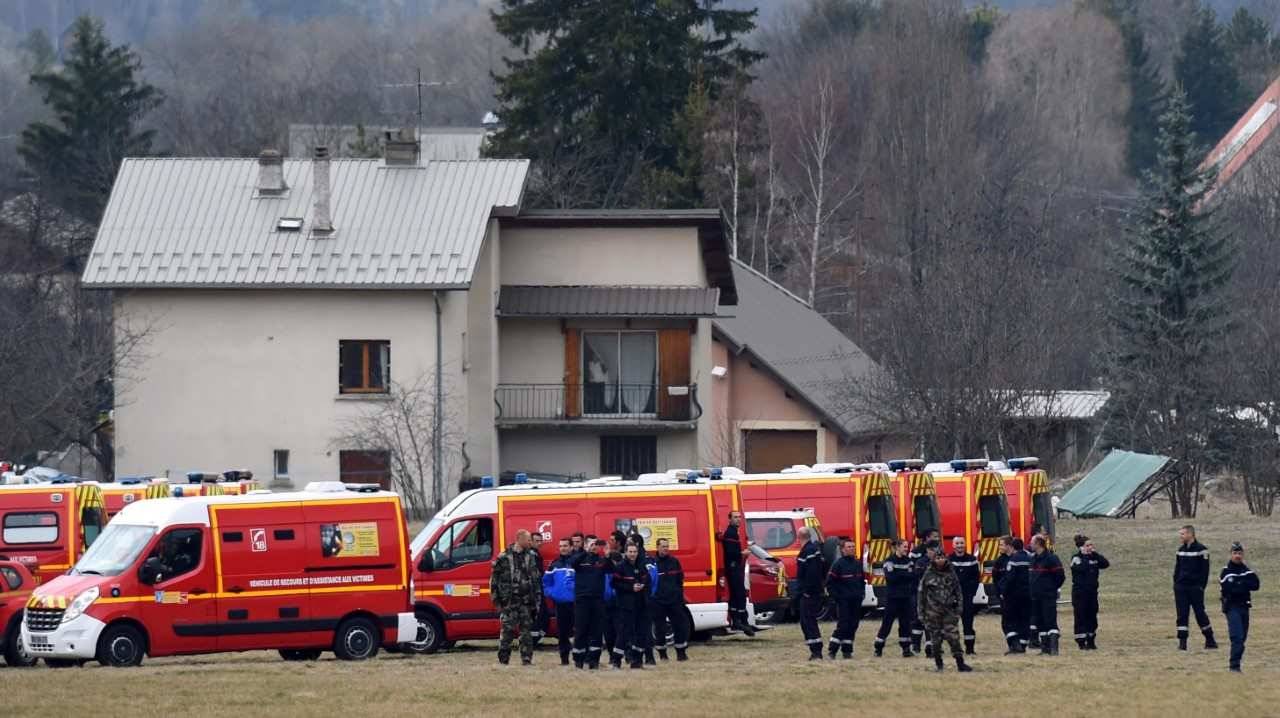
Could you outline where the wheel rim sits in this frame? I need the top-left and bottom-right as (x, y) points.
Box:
(15, 633), (32, 662)
(110, 635), (138, 664)
(408, 618), (435, 651)
(346, 627), (372, 656)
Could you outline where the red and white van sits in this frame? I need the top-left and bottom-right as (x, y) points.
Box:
(20, 483), (416, 667)
(1, 559), (38, 666)
(927, 459), (1012, 605)
(0, 484), (105, 585)
(406, 476), (743, 653)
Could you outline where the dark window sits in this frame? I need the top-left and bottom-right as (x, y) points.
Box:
(273, 450), (290, 478)
(0, 565), (22, 590)
(339, 450), (392, 489)
(913, 496), (940, 536)
(81, 506), (103, 547)
(866, 496), (898, 540)
(427, 518), (494, 570)
(979, 495), (1010, 537)
(222, 531), (244, 542)
(745, 518), (797, 551)
(3, 512), (59, 544)
(274, 529), (295, 541)
(599, 436), (657, 478)
(339, 340), (390, 394)
(148, 528), (204, 580)
(1032, 493), (1056, 539)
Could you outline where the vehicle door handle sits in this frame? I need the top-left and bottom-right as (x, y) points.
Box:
(190, 588), (207, 596)
(228, 586), (244, 594)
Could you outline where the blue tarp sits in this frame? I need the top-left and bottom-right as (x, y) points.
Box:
(1057, 449), (1171, 518)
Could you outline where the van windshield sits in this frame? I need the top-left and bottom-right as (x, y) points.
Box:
(867, 495), (897, 540)
(912, 496), (940, 536)
(979, 495), (1010, 537)
(1032, 492), (1055, 539)
(72, 523), (156, 577)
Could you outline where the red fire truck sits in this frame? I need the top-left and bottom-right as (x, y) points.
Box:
(880, 460), (944, 543)
(405, 475), (742, 653)
(929, 459), (1012, 604)
(999, 457), (1055, 542)
(0, 484), (105, 585)
(21, 483), (416, 667)
(1, 559), (38, 666)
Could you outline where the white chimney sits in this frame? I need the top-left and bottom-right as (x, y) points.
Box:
(257, 149), (286, 195)
(312, 146), (334, 234)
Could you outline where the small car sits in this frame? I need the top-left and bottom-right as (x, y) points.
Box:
(0, 559), (38, 667)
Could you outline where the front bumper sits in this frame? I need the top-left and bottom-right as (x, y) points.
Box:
(394, 612), (417, 643)
(21, 612), (105, 660)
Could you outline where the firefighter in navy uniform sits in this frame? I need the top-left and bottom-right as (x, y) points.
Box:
(1028, 535), (1065, 655)
(602, 531), (626, 655)
(909, 529), (940, 655)
(1173, 525), (1217, 650)
(998, 537), (1032, 654)
(611, 542), (652, 669)
(722, 511), (756, 635)
(874, 540), (916, 657)
(1220, 542), (1260, 672)
(949, 536), (981, 655)
(826, 537), (866, 659)
(649, 538), (691, 662)
(1070, 534), (1110, 650)
(796, 526), (828, 660)
(570, 536), (610, 669)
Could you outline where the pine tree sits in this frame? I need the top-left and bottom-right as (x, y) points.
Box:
(1084, 0), (1167, 177)
(485, 0), (762, 208)
(1174, 5), (1247, 155)
(19, 16), (162, 223)
(1107, 88), (1236, 518)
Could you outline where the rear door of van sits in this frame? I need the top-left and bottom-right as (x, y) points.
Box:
(212, 501), (309, 652)
(302, 498), (407, 640)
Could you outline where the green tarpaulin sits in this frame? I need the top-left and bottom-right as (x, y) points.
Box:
(1058, 450), (1172, 518)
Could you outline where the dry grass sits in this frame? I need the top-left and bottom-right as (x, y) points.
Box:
(6, 511), (1280, 717)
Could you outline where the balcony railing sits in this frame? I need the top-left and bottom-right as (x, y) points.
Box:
(495, 383), (701, 423)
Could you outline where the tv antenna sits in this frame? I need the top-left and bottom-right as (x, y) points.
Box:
(381, 67), (458, 140)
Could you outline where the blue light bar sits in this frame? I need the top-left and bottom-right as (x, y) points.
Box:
(1007, 457), (1039, 470)
(480, 475), (495, 488)
(514, 472), (528, 484)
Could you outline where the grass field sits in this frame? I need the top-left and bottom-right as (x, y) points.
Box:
(5, 511), (1279, 717)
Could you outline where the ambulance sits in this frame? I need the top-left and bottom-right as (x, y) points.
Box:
(735, 467), (896, 604)
(875, 460), (944, 543)
(929, 459), (1011, 604)
(20, 483), (417, 667)
(405, 474), (743, 654)
(100, 479), (170, 522)
(0, 483), (105, 585)
(1, 559), (38, 666)
(999, 457), (1055, 542)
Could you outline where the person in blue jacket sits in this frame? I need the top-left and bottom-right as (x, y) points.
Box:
(1220, 541), (1260, 672)
(543, 537), (577, 665)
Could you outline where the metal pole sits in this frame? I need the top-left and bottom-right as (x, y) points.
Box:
(434, 291), (444, 513)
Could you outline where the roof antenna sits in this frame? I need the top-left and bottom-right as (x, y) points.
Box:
(381, 67), (459, 146)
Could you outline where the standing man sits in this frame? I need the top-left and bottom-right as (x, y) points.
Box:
(1070, 534), (1110, 650)
(570, 536), (610, 669)
(908, 530), (940, 655)
(722, 510), (756, 636)
(610, 542), (651, 669)
(543, 537), (577, 665)
(949, 536), (980, 655)
(1174, 525), (1217, 650)
(489, 529), (543, 666)
(918, 545), (973, 672)
(826, 537), (865, 659)
(998, 537), (1032, 654)
(1220, 542), (1260, 672)
(649, 537), (691, 661)
(796, 526), (827, 660)
(874, 539), (916, 657)
(1028, 535), (1065, 655)
(602, 531), (626, 654)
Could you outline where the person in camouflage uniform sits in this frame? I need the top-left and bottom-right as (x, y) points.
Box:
(490, 529), (543, 665)
(917, 543), (973, 673)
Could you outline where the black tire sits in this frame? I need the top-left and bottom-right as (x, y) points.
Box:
(402, 613), (444, 655)
(278, 649), (322, 661)
(439, 640), (456, 650)
(4, 618), (37, 667)
(333, 617), (380, 661)
(96, 623), (146, 667)
(44, 658), (80, 668)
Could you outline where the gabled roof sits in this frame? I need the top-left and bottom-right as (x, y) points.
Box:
(1203, 74), (1280, 201)
(713, 260), (880, 439)
(82, 157), (528, 289)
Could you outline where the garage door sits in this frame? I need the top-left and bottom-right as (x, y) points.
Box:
(743, 430), (817, 473)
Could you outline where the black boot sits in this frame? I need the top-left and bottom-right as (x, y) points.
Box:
(955, 655), (973, 673)
(1040, 635), (1051, 655)
(498, 651), (510, 665)
(1178, 635), (1188, 651)
(644, 650), (656, 666)
(901, 643), (914, 658)
(874, 641), (884, 657)
(828, 641), (839, 659)
(657, 648), (668, 662)
(561, 653), (570, 666)
(630, 651), (644, 669)
(933, 651), (944, 672)
(841, 647), (852, 659)
(610, 653), (623, 670)
(809, 643), (824, 661)
(924, 641), (934, 659)
(1087, 635), (1097, 650)
(1029, 632), (1041, 649)
(1004, 637), (1020, 656)
(675, 647), (688, 662)
(1204, 629), (1218, 649)
(1049, 635), (1059, 656)
(521, 656), (533, 666)
(964, 639), (975, 656)
(1076, 638), (1088, 650)
(911, 635), (922, 653)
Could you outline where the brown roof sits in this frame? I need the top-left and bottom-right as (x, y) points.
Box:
(497, 285), (720, 317)
(1203, 74), (1280, 201)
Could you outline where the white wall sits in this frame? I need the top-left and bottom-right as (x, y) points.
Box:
(500, 431), (700, 480)
(499, 225), (706, 286)
(114, 289), (451, 487)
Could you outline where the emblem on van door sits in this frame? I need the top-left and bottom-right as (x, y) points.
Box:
(535, 520), (553, 542)
(123, 493), (135, 503)
(50, 493), (63, 503)
(251, 528), (268, 552)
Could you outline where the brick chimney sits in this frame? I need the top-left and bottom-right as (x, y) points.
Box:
(383, 128), (420, 166)
(257, 149), (286, 195)
(312, 146), (334, 234)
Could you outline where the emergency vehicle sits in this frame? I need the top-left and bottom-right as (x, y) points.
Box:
(741, 509), (815, 620)
(876, 460), (944, 543)
(20, 483), (417, 667)
(1, 559), (38, 666)
(171, 472), (262, 497)
(100, 479), (170, 522)
(736, 468), (896, 604)
(999, 457), (1055, 542)
(0, 483), (105, 585)
(406, 474), (743, 654)
(928, 459), (1011, 604)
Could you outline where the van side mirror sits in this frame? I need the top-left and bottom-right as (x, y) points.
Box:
(139, 557), (164, 585)
(418, 552), (434, 573)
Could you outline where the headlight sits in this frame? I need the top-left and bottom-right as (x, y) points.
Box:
(62, 586), (100, 623)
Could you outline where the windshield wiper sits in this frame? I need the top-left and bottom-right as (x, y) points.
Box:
(77, 569), (103, 575)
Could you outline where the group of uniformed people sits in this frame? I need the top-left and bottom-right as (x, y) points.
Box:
(490, 527), (692, 669)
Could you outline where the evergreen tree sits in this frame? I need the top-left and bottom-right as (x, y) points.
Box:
(1084, 0), (1167, 177)
(19, 16), (162, 223)
(1224, 7), (1280, 101)
(1107, 88), (1236, 518)
(1174, 5), (1247, 155)
(486, 0), (762, 208)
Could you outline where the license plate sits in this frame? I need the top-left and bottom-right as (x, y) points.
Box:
(28, 634), (50, 646)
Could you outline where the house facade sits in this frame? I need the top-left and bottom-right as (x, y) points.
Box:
(85, 145), (734, 497)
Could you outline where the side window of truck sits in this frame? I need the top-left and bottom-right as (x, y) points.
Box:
(746, 519), (796, 551)
(2, 512), (59, 544)
(0, 566), (21, 590)
(431, 519), (493, 569)
(148, 528), (204, 580)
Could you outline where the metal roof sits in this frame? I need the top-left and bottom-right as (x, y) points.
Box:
(497, 285), (720, 317)
(287, 124), (486, 160)
(1007, 391), (1111, 420)
(713, 260), (881, 438)
(82, 157), (529, 289)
